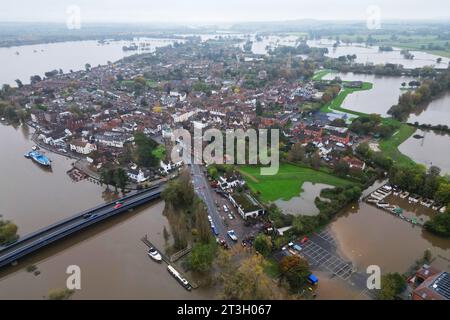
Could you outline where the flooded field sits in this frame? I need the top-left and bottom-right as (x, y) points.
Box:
(408, 92), (450, 127)
(308, 39), (450, 69)
(275, 183), (332, 216)
(399, 129), (450, 175)
(323, 72), (416, 116)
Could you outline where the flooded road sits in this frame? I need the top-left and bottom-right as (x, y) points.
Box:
(0, 123), (213, 299)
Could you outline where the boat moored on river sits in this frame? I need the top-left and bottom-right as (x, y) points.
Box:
(24, 151), (51, 167)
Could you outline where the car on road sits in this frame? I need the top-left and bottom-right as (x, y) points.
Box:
(211, 224), (219, 236)
(113, 201), (123, 209)
(227, 230), (238, 241)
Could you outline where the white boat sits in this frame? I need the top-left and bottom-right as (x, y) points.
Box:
(148, 247), (162, 262)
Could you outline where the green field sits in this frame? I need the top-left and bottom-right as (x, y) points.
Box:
(240, 164), (355, 202)
(312, 69), (333, 81)
(379, 124), (416, 166)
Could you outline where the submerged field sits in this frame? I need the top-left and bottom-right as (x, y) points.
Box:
(240, 164), (355, 202)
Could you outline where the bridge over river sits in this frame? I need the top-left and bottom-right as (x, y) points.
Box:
(0, 185), (164, 269)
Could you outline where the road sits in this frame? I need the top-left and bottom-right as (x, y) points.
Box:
(0, 186), (163, 268)
(167, 138), (232, 245)
(190, 164), (232, 245)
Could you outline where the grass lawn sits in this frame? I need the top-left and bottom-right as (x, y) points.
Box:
(152, 145), (166, 161)
(312, 69), (333, 81)
(239, 164), (355, 202)
(379, 124), (417, 166)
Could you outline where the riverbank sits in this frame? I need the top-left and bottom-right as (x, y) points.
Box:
(314, 70), (417, 167)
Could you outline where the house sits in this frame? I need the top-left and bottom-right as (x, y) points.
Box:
(218, 176), (245, 191)
(413, 266), (450, 300)
(94, 132), (133, 148)
(69, 139), (97, 155)
(228, 192), (265, 220)
(160, 160), (183, 174)
(342, 156), (366, 171)
(127, 169), (149, 183)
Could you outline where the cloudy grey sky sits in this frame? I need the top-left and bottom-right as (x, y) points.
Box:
(1, 0), (449, 23)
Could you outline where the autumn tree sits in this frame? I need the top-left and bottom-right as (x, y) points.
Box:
(279, 255), (310, 292)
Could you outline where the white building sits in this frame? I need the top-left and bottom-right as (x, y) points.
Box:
(69, 140), (97, 155)
(127, 169), (149, 183)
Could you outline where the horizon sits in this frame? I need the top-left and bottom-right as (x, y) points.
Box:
(1, 0), (450, 24)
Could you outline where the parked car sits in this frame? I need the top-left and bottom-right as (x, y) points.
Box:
(227, 230), (238, 241)
(211, 224), (219, 236)
(223, 205), (229, 213)
(228, 214), (234, 220)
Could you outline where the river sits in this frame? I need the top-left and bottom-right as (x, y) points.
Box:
(0, 123), (212, 299)
(0, 38), (178, 87)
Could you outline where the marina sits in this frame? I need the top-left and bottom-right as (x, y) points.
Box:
(141, 235), (197, 291)
(364, 184), (447, 227)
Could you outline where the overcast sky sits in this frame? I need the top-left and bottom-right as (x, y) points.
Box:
(1, 0), (450, 23)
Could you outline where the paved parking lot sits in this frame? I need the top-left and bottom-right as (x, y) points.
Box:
(301, 240), (353, 281)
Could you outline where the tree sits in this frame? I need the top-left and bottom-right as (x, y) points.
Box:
(85, 63), (91, 71)
(48, 288), (75, 300)
(377, 273), (406, 300)
(0, 220), (18, 245)
(254, 234), (272, 257)
(435, 182), (450, 204)
(287, 142), (306, 163)
(189, 242), (216, 273)
(219, 251), (283, 300)
(15, 79), (23, 88)
(114, 168), (129, 192)
(134, 132), (158, 168)
(255, 101), (263, 116)
(279, 255), (310, 292)
(311, 151), (321, 170)
(334, 160), (350, 177)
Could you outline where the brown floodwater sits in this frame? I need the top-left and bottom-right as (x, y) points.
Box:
(323, 72), (416, 117)
(0, 123), (213, 299)
(399, 129), (450, 175)
(330, 202), (450, 275)
(408, 92), (450, 127)
(274, 183), (332, 216)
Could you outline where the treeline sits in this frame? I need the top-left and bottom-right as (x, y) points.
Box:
(0, 219), (18, 246)
(350, 114), (399, 138)
(99, 167), (129, 192)
(162, 170), (217, 272)
(388, 70), (450, 121)
(388, 163), (450, 237)
(324, 59), (440, 78)
(268, 185), (362, 236)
